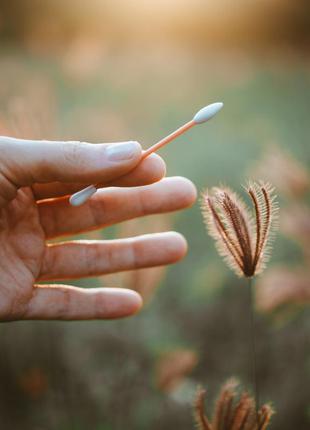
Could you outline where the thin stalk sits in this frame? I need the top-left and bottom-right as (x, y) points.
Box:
(248, 277), (259, 420)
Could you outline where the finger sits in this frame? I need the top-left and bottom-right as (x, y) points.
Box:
(0, 137), (142, 205)
(38, 177), (197, 238)
(39, 232), (187, 281)
(23, 285), (142, 320)
(32, 153), (166, 200)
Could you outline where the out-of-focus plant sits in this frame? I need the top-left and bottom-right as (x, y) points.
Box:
(254, 146), (309, 198)
(156, 349), (198, 393)
(19, 367), (49, 400)
(193, 379), (274, 430)
(0, 79), (57, 140)
(256, 267), (310, 313)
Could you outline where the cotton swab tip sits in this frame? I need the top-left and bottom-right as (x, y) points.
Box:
(69, 185), (97, 206)
(193, 102), (223, 124)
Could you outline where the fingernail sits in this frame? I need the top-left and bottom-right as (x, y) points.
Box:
(106, 141), (140, 162)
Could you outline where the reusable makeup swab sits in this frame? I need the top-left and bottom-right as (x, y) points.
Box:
(69, 102), (223, 206)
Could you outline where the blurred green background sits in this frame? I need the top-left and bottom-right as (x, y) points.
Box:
(0, 1), (309, 429)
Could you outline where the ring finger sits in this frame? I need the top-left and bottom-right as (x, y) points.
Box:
(39, 232), (187, 281)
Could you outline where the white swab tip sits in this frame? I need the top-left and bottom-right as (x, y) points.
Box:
(69, 185), (97, 206)
(193, 102), (223, 124)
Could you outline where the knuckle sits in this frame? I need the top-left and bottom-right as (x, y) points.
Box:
(40, 246), (56, 279)
(130, 239), (140, 270)
(134, 191), (148, 217)
(57, 287), (71, 318)
(62, 141), (87, 170)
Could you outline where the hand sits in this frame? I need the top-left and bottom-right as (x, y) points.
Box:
(0, 137), (196, 321)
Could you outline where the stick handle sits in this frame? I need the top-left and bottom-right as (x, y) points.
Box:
(70, 120), (196, 206)
(141, 120), (195, 160)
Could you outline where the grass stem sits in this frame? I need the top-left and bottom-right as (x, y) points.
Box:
(248, 277), (259, 420)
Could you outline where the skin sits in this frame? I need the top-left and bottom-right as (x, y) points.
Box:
(0, 137), (197, 321)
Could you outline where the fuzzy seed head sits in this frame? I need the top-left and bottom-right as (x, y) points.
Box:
(193, 380), (274, 430)
(201, 181), (278, 278)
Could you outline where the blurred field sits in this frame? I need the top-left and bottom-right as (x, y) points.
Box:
(0, 1), (309, 429)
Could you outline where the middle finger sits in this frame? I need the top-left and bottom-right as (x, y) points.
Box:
(33, 153), (166, 200)
(38, 176), (197, 239)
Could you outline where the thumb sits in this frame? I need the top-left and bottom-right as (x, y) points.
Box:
(0, 137), (142, 204)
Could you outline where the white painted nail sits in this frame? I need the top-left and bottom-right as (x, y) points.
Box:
(106, 141), (140, 162)
(69, 185), (97, 206)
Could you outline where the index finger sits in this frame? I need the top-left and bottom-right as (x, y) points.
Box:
(0, 137), (142, 187)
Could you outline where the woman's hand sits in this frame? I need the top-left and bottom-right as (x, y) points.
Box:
(0, 137), (196, 321)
